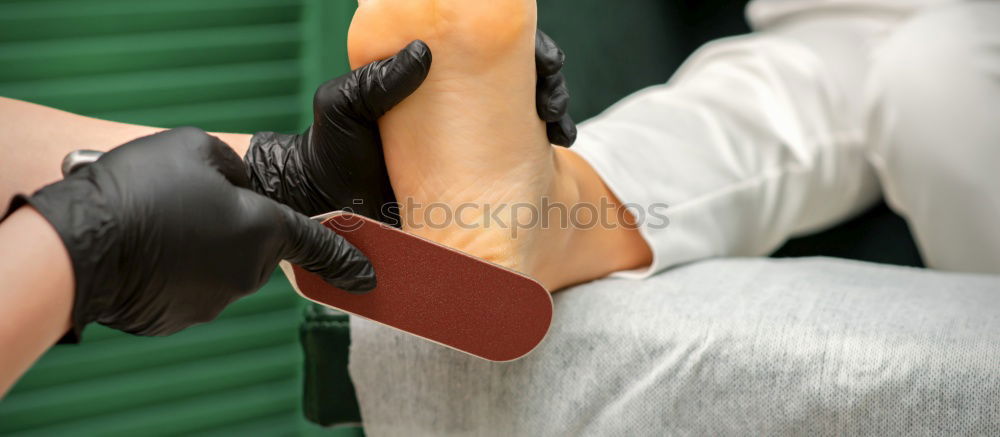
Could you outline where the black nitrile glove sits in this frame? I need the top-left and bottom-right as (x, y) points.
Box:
(246, 31), (577, 220)
(536, 29), (576, 147)
(245, 41), (431, 220)
(12, 127), (375, 340)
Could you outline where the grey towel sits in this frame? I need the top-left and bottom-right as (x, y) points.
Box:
(349, 257), (1000, 436)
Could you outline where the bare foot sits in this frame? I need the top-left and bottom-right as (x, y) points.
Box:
(349, 0), (650, 289)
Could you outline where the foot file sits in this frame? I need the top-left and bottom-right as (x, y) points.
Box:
(279, 212), (553, 362)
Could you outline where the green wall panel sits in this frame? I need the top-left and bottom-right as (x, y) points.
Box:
(0, 0), (359, 435)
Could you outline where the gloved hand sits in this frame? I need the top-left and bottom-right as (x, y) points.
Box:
(246, 30), (576, 219)
(14, 127), (375, 339)
(535, 29), (576, 146)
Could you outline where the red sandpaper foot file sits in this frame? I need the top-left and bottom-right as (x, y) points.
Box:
(279, 212), (553, 362)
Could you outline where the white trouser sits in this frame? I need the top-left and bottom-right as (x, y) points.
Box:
(572, 1), (1000, 276)
(865, 2), (1000, 273)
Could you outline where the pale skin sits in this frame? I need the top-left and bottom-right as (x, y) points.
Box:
(0, 97), (251, 204)
(0, 206), (73, 396)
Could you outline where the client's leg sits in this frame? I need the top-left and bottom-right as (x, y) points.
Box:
(569, 14), (891, 276)
(866, 2), (1000, 273)
(348, 0), (650, 290)
(347, 2), (902, 289)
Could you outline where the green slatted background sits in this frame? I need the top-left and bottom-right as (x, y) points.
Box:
(0, 0), (359, 435)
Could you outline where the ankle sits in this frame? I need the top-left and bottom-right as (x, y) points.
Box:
(529, 148), (653, 290)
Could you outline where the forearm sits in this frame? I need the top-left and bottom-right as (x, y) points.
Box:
(0, 206), (74, 397)
(0, 97), (251, 203)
